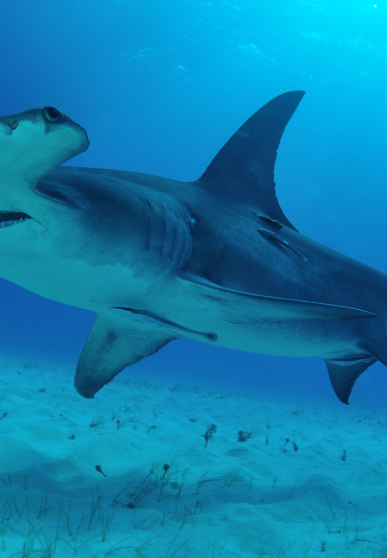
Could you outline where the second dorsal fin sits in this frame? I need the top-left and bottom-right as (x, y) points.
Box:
(197, 91), (305, 231)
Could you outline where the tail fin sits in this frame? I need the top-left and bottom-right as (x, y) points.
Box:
(325, 357), (377, 405)
(326, 336), (387, 404)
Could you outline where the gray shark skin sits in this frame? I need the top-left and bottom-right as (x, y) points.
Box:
(1, 93), (386, 404)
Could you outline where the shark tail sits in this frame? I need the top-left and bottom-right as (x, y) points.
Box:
(325, 336), (387, 404)
(325, 357), (377, 405)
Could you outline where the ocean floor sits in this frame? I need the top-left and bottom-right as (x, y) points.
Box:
(0, 358), (387, 558)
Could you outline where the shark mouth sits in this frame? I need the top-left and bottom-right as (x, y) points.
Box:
(0, 211), (31, 228)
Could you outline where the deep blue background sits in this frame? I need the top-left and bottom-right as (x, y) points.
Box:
(1, 0), (386, 406)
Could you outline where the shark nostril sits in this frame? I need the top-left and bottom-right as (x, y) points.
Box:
(43, 107), (62, 123)
(10, 119), (19, 130)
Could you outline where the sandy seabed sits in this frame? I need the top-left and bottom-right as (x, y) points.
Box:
(0, 357), (386, 558)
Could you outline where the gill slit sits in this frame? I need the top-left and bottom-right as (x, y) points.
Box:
(145, 198), (152, 252)
(160, 204), (167, 257)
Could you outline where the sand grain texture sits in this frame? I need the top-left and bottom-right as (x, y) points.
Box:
(0, 358), (386, 557)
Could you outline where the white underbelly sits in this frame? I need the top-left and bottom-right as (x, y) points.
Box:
(202, 318), (358, 359)
(117, 288), (363, 361)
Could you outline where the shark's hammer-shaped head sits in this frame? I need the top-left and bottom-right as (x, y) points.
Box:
(0, 106), (89, 211)
(0, 107), (90, 297)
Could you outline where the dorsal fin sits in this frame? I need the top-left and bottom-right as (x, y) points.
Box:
(198, 91), (305, 231)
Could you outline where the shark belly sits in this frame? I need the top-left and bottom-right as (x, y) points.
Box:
(0, 221), (375, 365)
(201, 318), (361, 360)
(115, 280), (367, 362)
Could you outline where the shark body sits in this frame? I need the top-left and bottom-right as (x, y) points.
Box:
(0, 93), (386, 403)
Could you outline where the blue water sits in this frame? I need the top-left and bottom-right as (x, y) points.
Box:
(1, 0), (387, 406)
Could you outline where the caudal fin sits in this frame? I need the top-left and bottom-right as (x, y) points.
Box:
(325, 357), (377, 404)
(326, 337), (387, 404)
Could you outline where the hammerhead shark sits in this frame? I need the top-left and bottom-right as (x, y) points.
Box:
(0, 92), (386, 404)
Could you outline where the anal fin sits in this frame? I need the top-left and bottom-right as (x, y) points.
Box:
(74, 313), (177, 398)
(325, 356), (377, 405)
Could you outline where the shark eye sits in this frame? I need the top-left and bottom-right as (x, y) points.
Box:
(43, 107), (62, 122)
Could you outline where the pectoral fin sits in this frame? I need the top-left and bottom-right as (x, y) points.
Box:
(179, 272), (377, 322)
(74, 313), (177, 398)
